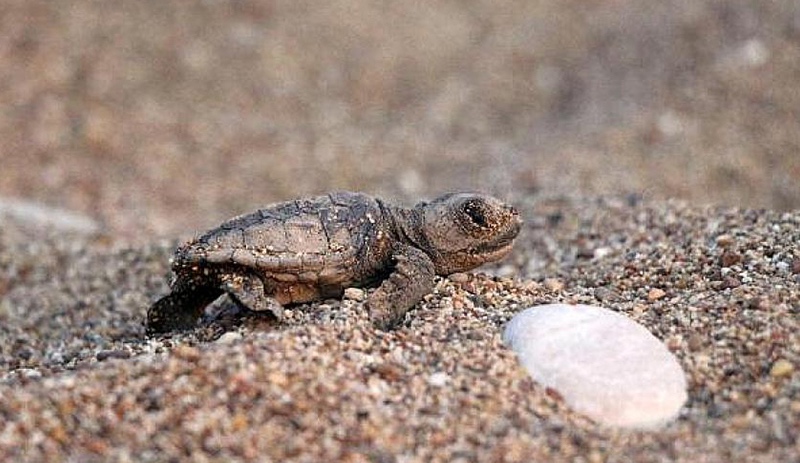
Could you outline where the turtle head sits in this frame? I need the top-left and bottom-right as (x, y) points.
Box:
(413, 193), (522, 275)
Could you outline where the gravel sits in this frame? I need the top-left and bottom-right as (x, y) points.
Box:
(0, 195), (798, 462)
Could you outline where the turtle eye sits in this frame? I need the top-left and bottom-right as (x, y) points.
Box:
(462, 200), (488, 228)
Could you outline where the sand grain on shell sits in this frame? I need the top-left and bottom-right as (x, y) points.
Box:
(0, 196), (798, 462)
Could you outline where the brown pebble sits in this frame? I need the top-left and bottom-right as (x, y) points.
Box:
(721, 276), (741, 289)
(84, 439), (109, 456)
(371, 362), (405, 382)
(172, 345), (201, 361)
(449, 272), (469, 283)
(748, 297), (771, 311)
(231, 412), (249, 432)
(49, 424), (69, 444)
(770, 359), (794, 378)
(792, 256), (800, 274)
(647, 288), (666, 301)
(666, 335), (683, 351)
(719, 250), (742, 267)
(687, 334), (705, 351)
(715, 234), (735, 247)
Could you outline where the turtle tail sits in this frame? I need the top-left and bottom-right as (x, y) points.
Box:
(145, 285), (223, 335)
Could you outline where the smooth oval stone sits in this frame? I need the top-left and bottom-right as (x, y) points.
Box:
(503, 304), (687, 429)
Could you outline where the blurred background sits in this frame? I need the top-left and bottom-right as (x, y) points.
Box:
(2, 0), (799, 238)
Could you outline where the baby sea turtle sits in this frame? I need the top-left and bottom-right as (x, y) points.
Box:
(146, 191), (521, 334)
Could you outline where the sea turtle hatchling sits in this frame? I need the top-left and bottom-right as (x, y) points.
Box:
(146, 191), (521, 334)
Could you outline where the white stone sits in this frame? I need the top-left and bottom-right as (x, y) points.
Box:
(503, 304), (687, 429)
(428, 372), (449, 387)
(215, 331), (243, 345)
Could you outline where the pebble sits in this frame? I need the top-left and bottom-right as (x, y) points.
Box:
(172, 345), (201, 362)
(770, 359), (794, 378)
(715, 234), (735, 247)
(96, 350), (131, 361)
(428, 372), (449, 387)
(503, 304), (688, 429)
(720, 250), (742, 267)
(647, 288), (667, 301)
(216, 331), (243, 345)
(343, 287), (366, 302)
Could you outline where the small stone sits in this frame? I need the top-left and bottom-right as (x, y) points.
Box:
(428, 372), (449, 387)
(647, 288), (666, 301)
(96, 350), (131, 361)
(17, 368), (42, 380)
(593, 247), (612, 259)
(449, 272), (469, 283)
(748, 297), (771, 311)
(16, 346), (35, 361)
(503, 304), (687, 429)
(721, 276), (741, 289)
(216, 331), (243, 344)
(770, 359), (794, 378)
(172, 345), (201, 362)
(343, 287), (366, 302)
(267, 371), (289, 388)
(719, 250), (742, 268)
(544, 278), (564, 292)
(594, 287), (619, 302)
(231, 412), (249, 432)
(687, 333), (705, 351)
(792, 256), (800, 274)
(47, 351), (65, 365)
(715, 234), (735, 247)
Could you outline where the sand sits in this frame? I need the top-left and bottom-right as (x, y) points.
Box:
(1, 196), (797, 462)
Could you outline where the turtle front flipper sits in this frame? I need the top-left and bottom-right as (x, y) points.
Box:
(367, 245), (435, 330)
(146, 284), (223, 335)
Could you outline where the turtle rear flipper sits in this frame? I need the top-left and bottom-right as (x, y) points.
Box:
(146, 285), (223, 335)
(220, 272), (285, 320)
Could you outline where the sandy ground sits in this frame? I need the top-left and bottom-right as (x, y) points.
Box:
(1, 1), (799, 461)
(1, 196), (798, 462)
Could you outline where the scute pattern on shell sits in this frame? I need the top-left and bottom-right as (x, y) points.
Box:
(175, 192), (391, 284)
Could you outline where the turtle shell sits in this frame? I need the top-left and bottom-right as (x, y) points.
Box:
(173, 192), (395, 288)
